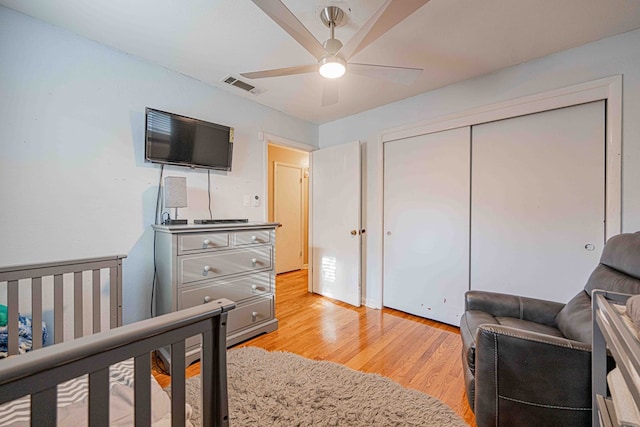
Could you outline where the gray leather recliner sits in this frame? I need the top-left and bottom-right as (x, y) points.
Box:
(460, 231), (640, 427)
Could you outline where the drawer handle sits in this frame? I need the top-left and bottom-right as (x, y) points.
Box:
(203, 265), (212, 275)
(251, 284), (258, 290)
(251, 258), (258, 267)
(251, 235), (258, 243)
(251, 311), (258, 322)
(203, 296), (212, 304)
(203, 239), (211, 248)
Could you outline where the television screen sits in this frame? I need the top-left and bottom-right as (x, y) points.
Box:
(145, 108), (234, 171)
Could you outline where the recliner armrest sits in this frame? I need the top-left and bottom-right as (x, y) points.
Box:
(464, 290), (565, 327)
(474, 324), (592, 427)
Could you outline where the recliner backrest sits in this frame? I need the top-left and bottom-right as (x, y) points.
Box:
(584, 231), (640, 296)
(555, 231), (640, 343)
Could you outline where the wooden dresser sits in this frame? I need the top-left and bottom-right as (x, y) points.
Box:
(153, 222), (279, 368)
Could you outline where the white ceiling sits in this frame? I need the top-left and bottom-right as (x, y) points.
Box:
(2, 0), (640, 124)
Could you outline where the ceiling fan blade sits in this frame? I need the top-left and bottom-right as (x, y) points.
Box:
(349, 63), (422, 85)
(321, 79), (339, 107)
(241, 64), (318, 79)
(338, 0), (430, 61)
(251, 0), (328, 61)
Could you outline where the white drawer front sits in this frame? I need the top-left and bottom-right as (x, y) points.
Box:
(234, 230), (271, 246)
(180, 246), (272, 285)
(179, 232), (229, 254)
(179, 272), (272, 309)
(227, 297), (273, 333)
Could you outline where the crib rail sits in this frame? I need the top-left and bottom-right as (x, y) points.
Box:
(0, 255), (126, 355)
(0, 297), (235, 427)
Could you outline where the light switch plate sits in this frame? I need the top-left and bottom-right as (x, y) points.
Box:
(243, 194), (251, 207)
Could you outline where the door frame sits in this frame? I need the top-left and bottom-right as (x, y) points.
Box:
(261, 132), (314, 290)
(273, 161), (304, 273)
(375, 75), (622, 309)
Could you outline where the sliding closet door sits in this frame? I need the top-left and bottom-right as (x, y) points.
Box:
(471, 101), (605, 303)
(383, 127), (470, 326)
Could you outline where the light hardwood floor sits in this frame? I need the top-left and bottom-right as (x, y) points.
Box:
(153, 269), (476, 426)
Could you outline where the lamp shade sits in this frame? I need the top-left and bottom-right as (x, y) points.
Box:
(164, 176), (188, 208)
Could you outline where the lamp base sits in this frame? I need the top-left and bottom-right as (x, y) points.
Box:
(163, 219), (188, 225)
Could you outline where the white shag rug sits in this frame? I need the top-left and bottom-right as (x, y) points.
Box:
(166, 346), (468, 426)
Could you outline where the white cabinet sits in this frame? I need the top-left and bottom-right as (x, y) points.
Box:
(153, 222), (279, 369)
(592, 291), (640, 427)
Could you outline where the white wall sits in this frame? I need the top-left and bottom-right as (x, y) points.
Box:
(319, 29), (640, 308)
(0, 7), (318, 324)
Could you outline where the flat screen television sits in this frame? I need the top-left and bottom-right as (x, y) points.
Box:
(145, 108), (234, 171)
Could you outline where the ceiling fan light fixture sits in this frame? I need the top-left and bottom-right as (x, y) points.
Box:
(319, 56), (346, 79)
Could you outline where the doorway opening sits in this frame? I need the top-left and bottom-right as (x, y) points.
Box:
(267, 143), (310, 274)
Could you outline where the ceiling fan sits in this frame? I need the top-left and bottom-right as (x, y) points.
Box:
(241, 0), (430, 106)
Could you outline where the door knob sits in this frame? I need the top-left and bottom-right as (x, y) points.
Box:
(585, 243), (596, 251)
(350, 230), (357, 236)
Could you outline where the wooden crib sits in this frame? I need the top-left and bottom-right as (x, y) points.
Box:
(0, 255), (234, 426)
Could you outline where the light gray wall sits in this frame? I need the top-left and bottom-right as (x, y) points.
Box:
(319, 29), (640, 307)
(0, 7), (318, 324)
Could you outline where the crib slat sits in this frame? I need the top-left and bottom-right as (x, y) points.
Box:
(109, 266), (118, 328)
(170, 340), (186, 427)
(31, 277), (43, 350)
(134, 354), (152, 427)
(7, 280), (18, 356)
(201, 328), (214, 427)
(53, 274), (63, 344)
(89, 368), (109, 427)
(74, 271), (83, 339)
(31, 387), (57, 426)
(92, 269), (101, 333)
(201, 313), (229, 427)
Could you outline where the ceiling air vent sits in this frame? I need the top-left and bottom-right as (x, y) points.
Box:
(221, 75), (265, 95)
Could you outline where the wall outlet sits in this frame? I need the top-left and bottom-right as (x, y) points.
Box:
(243, 194), (251, 207)
(252, 194), (260, 207)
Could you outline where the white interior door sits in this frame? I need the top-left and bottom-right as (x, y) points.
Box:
(471, 100), (605, 302)
(383, 127), (470, 325)
(274, 162), (303, 274)
(310, 141), (361, 307)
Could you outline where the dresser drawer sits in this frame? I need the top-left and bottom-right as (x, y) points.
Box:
(180, 246), (272, 285)
(234, 230), (271, 246)
(179, 272), (272, 309)
(178, 232), (230, 254)
(227, 297), (273, 333)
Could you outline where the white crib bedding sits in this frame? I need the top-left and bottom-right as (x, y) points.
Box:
(0, 358), (192, 426)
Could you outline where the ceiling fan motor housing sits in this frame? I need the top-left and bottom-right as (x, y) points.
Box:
(323, 38), (343, 55)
